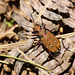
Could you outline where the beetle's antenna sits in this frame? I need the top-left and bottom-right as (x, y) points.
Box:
(41, 17), (46, 27)
(30, 13), (34, 22)
(48, 51), (63, 71)
(41, 18), (43, 26)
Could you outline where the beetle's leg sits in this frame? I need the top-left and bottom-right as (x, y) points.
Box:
(61, 39), (70, 58)
(19, 33), (38, 39)
(48, 51), (63, 71)
(31, 39), (41, 53)
(33, 44), (41, 51)
(62, 39), (70, 50)
(30, 13), (34, 22)
(34, 39), (41, 46)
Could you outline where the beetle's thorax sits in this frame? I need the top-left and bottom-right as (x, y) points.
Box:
(34, 25), (45, 36)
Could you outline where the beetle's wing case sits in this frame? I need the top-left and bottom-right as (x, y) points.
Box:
(34, 25), (60, 52)
(46, 31), (60, 48)
(41, 35), (57, 52)
(41, 31), (60, 52)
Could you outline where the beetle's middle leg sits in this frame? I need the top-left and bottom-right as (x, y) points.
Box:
(47, 51), (64, 71)
(32, 38), (42, 51)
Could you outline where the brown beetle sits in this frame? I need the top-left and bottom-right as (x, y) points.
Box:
(19, 13), (60, 52)
(34, 24), (62, 70)
(34, 25), (60, 52)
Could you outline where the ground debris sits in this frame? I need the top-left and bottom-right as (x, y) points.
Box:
(0, 0), (75, 75)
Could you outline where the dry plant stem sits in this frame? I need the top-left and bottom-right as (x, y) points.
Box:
(56, 32), (75, 38)
(66, 38), (75, 47)
(33, 0), (52, 23)
(0, 41), (27, 50)
(0, 60), (9, 64)
(56, 32), (75, 53)
(0, 25), (19, 40)
(0, 19), (6, 34)
(0, 1), (8, 6)
(0, 53), (53, 73)
(66, 38), (75, 53)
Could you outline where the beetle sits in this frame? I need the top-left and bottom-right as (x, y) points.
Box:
(34, 24), (63, 70)
(19, 16), (62, 70)
(19, 13), (60, 52)
(34, 24), (60, 52)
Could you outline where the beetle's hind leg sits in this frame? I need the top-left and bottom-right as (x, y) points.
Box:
(48, 51), (64, 71)
(62, 39), (70, 50)
(61, 39), (70, 58)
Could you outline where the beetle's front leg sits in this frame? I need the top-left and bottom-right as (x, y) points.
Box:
(33, 38), (42, 51)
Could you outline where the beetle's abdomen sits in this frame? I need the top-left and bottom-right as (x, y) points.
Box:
(41, 31), (60, 52)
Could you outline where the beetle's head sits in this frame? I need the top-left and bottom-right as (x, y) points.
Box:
(34, 24), (41, 32)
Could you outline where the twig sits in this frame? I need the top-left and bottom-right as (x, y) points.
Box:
(0, 60), (9, 64)
(0, 41), (27, 51)
(0, 25), (19, 40)
(0, 54), (53, 72)
(56, 32), (75, 38)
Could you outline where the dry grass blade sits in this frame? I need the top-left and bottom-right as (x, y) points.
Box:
(0, 19), (6, 34)
(0, 0), (74, 75)
(0, 41), (27, 50)
(0, 60), (9, 64)
(32, 0), (52, 23)
(56, 32), (75, 38)
(0, 25), (19, 40)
